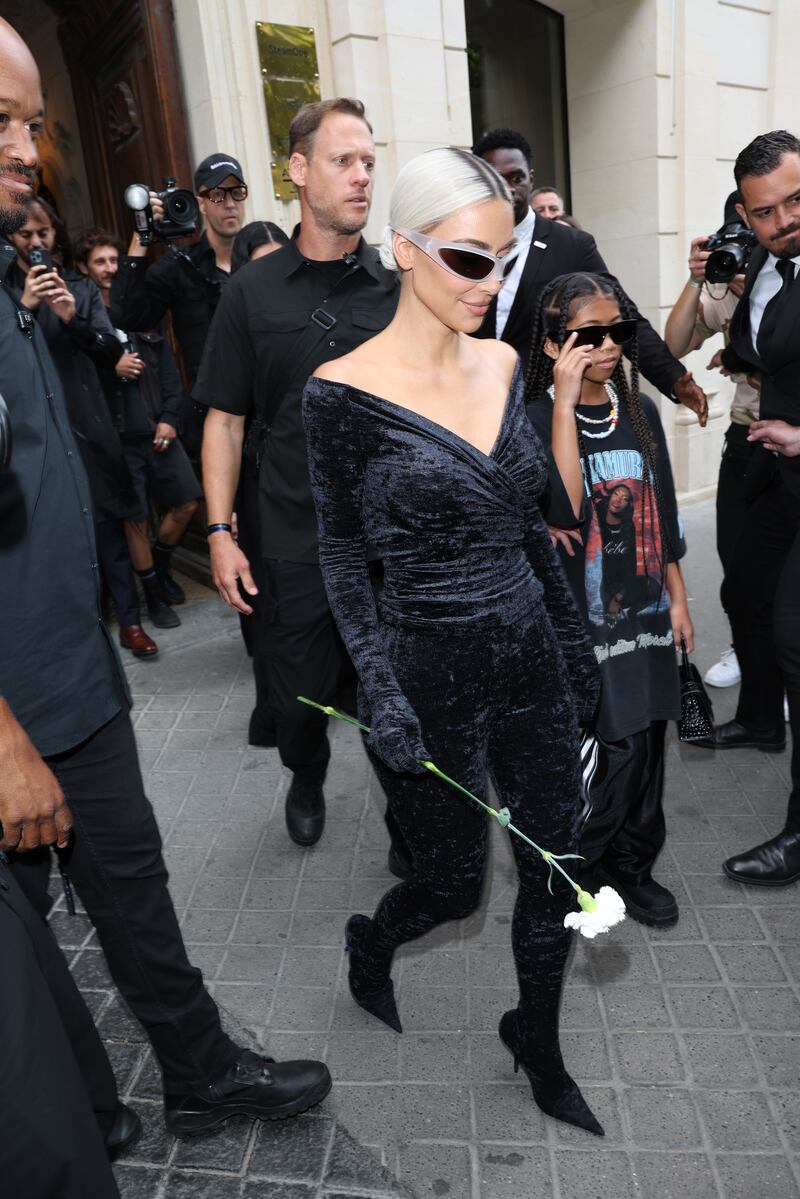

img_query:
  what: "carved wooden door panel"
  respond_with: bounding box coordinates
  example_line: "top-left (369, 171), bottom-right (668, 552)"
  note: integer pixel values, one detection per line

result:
top-left (52, 0), bottom-right (192, 235)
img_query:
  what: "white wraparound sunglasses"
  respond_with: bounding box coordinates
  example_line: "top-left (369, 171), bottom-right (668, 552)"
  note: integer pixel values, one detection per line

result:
top-left (393, 227), bottom-right (520, 282)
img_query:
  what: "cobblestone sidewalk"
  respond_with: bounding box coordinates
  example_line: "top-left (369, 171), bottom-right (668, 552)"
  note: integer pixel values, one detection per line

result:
top-left (53, 498), bottom-right (800, 1198)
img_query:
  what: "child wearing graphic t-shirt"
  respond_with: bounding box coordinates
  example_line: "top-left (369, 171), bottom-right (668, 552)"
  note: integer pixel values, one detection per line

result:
top-left (526, 271), bottom-right (693, 930)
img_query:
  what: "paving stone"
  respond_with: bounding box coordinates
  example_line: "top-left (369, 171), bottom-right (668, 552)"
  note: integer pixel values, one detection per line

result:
top-left (683, 1032), bottom-right (760, 1086)
top-left (630, 1152), bottom-right (719, 1199)
top-left (242, 1182), bottom-right (317, 1198)
top-left (736, 985), bottom-right (800, 1032)
top-left (325, 1030), bottom-right (401, 1083)
top-left (477, 1146), bottom-right (551, 1199)
top-left (324, 1126), bottom-right (403, 1193)
top-left (716, 943), bottom-right (788, 983)
top-left (714, 1153), bottom-right (800, 1199)
top-left (666, 986), bottom-right (741, 1030)
top-left (400, 1032), bottom-right (469, 1081)
top-left (698, 907), bottom-right (766, 941)
top-left (161, 1173), bottom-right (243, 1198)
top-left (601, 984), bottom-right (673, 1029)
top-left (696, 1088), bottom-right (782, 1151)
top-left (623, 1087), bottom-right (703, 1149)
top-left (613, 1031), bottom-right (686, 1083)
top-left (248, 1113), bottom-right (334, 1181)
top-left (652, 944), bottom-right (721, 983)
top-left (553, 1149), bottom-right (636, 1199)
top-left (751, 1034), bottom-right (800, 1086)
top-left (113, 1165), bottom-right (168, 1198)
top-left (171, 1115), bottom-right (253, 1170)
top-left (473, 1083), bottom-right (548, 1143)
top-left (398, 1141), bottom-right (472, 1198)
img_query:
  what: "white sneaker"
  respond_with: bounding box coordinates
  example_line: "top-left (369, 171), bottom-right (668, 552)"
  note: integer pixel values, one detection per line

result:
top-left (703, 648), bottom-right (741, 688)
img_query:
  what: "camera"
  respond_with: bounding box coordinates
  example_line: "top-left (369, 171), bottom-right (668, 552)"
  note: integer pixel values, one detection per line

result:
top-left (124, 177), bottom-right (199, 244)
top-left (703, 219), bottom-right (757, 284)
top-left (28, 246), bottom-right (55, 272)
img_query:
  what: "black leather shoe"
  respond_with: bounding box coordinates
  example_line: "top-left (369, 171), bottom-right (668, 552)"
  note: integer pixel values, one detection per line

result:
top-left (104, 1102), bottom-right (142, 1161)
top-left (597, 868), bottom-right (678, 928)
top-left (163, 1050), bottom-right (331, 1138)
top-left (693, 719), bottom-right (785, 753)
top-left (146, 597), bottom-right (181, 629)
top-left (723, 831), bottom-right (800, 887)
top-left (285, 779), bottom-right (325, 846)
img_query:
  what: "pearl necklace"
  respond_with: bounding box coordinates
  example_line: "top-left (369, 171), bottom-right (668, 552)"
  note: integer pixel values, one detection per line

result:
top-left (549, 381), bottom-right (620, 440)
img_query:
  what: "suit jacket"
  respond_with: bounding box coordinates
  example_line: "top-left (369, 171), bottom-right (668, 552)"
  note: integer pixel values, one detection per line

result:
top-left (721, 244), bottom-right (800, 495)
top-left (475, 215), bottom-right (684, 402)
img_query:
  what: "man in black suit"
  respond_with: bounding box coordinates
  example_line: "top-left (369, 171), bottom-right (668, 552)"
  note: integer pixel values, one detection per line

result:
top-left (472, 128), bottom-right (708, 422)
top-left (696, 130), bottom-right (800, 886)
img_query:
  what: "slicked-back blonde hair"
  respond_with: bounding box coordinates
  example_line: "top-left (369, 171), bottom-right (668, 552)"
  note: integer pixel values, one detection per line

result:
top-left (379, 147), bottom-right (511, 271)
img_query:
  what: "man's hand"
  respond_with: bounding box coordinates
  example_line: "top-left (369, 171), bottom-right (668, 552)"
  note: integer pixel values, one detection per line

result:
top-left (706, 348), bottom-right (734, 378)
top-left (670, 599), bottom-right (695, 654)
top-left (21, 264), bottom-right (60, 312)
top-left (0, 699), bottom-right (72, 852)
top-left (115, 351), bottom-right (144, 380)
top-left (127, 192), bottom-right (165, 256)
top-left (209, 531), bottom-right (258, 614)
top-left (748, 419), bottom-right (800, 457)
top-left (43, 280), bottom-right (76, 323)
top-left (549, 526), bottom-right (583, 557)
top-left (673, 371), bottom-right (708, 427)
top-left (688, 236), bottom-right (710, 283)
top-left (153, 421), bottom-right (177, 453)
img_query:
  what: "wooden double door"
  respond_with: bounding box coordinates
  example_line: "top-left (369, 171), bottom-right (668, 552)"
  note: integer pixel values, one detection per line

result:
top-left (51, 0), bottom-right (192, 244)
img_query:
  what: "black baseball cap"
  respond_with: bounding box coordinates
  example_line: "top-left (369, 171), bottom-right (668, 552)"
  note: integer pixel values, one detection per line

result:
top-left (194, 153), bottom-right (245, 192)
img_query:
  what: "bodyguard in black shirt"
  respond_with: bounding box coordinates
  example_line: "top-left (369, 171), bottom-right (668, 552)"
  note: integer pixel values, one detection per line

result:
top-left (0, 27), bottom-right (330, 1146)
top-left (196, 98), bottom-right (400, 851)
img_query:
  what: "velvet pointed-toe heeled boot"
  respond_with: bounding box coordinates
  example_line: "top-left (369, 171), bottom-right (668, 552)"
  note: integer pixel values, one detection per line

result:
top-left (344, 914), bottom-right (402, 1033)
top-left (499, 1009), bottom-right (604, 1136)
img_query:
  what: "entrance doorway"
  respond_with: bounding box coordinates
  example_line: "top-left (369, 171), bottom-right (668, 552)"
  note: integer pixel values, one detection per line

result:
top-left (465, 0), bottom-right (571, 209)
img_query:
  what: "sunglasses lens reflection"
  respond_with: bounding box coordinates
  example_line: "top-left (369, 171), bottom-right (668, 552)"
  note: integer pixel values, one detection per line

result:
top-left (439, 247), bottom-right (493, 280)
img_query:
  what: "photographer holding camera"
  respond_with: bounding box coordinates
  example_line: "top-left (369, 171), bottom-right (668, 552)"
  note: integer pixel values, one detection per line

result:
top-left (109, 153), bottom-right (247, 403)
top-left (692, 131), bottom-right (800, 887)
top-left (664, 192), bottom-right (761, 690)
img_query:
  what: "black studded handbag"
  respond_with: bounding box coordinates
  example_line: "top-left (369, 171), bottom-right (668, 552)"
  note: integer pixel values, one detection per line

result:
top-left (678, 637), bottom-right (714, 742)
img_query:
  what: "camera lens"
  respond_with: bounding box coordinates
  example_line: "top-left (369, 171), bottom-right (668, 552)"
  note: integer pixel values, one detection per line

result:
top-left (164, 189), bottom-right (199, 226)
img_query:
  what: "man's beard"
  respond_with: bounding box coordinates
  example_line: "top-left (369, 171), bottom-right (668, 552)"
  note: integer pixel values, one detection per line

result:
top-left (0, 188), bottom-right (30, 238)
top-left (306, 190), bottom-right (369, 237)
top-left (0, 165), bottom-right (36, 238)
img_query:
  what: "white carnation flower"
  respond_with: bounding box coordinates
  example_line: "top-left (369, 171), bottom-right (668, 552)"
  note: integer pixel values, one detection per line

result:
top-left (564, 886), bottom-right (626, 939)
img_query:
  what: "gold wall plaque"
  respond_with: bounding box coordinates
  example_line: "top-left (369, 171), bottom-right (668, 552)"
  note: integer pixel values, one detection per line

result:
top-left (256, 22), bottom-right (321, 201)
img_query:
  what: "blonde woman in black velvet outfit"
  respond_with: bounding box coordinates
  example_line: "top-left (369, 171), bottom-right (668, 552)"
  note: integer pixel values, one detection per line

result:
top-left (302, 148), bottom-right (603, 1136)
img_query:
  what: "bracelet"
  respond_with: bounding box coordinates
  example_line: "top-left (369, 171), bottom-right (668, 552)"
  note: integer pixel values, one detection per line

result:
top-left (207, 523), bottom-right (232, 536)
top-left (687, 277), bottom-right (703, 290)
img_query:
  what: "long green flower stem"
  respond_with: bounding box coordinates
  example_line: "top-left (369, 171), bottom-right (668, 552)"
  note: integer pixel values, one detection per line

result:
top-left (296, 695), bottom-right (594, 910)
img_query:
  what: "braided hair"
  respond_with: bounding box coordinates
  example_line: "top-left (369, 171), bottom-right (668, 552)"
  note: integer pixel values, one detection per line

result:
top-left (524, 271), bottom-right (673, 586)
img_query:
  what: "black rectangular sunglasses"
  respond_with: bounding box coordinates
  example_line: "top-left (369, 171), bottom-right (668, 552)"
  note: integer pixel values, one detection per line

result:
top-left (563, 319), bottom-right (637, 349)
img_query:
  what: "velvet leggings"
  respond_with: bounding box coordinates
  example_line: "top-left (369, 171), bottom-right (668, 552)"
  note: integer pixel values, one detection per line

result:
top-left (360, 597), bottom-right (580, 1046)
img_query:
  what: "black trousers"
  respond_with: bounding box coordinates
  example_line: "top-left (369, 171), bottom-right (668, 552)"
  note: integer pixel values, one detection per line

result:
top-left (358, 600), bottom-right (580, 1051)
top-left (716, 423), bottom-right (757, 577)
top-left (95, 518), bottom-right (140, 628)
top-left (578, 722), bottom-right (667, 883)
top-left (0, 856), bottom-right (120, 1199)
top-left (256, 559), bottom-right (349, 784)
top-left (235, 466), bottom-right (272, 726)
top-left (722, 471), bottom-right (800, 831)
top-left (12, 709), bottom-right (239, 1092)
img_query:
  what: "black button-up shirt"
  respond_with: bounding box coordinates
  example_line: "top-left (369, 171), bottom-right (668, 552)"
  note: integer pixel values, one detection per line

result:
top-left (193, 232), bottom-right (399, 563)
top-left (0, 241), bottom-right (128, 756)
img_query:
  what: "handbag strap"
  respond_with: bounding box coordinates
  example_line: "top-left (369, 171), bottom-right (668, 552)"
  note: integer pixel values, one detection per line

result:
top-left (680, 635), bottom-right (690, 671)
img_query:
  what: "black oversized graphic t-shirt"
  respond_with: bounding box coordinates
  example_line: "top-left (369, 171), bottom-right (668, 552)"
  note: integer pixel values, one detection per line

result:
top-left (528, 392), bottom-right (684, 742)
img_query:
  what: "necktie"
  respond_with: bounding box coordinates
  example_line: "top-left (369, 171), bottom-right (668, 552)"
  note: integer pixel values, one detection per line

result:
top-left (757, 258), bottom-right (796, 364)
